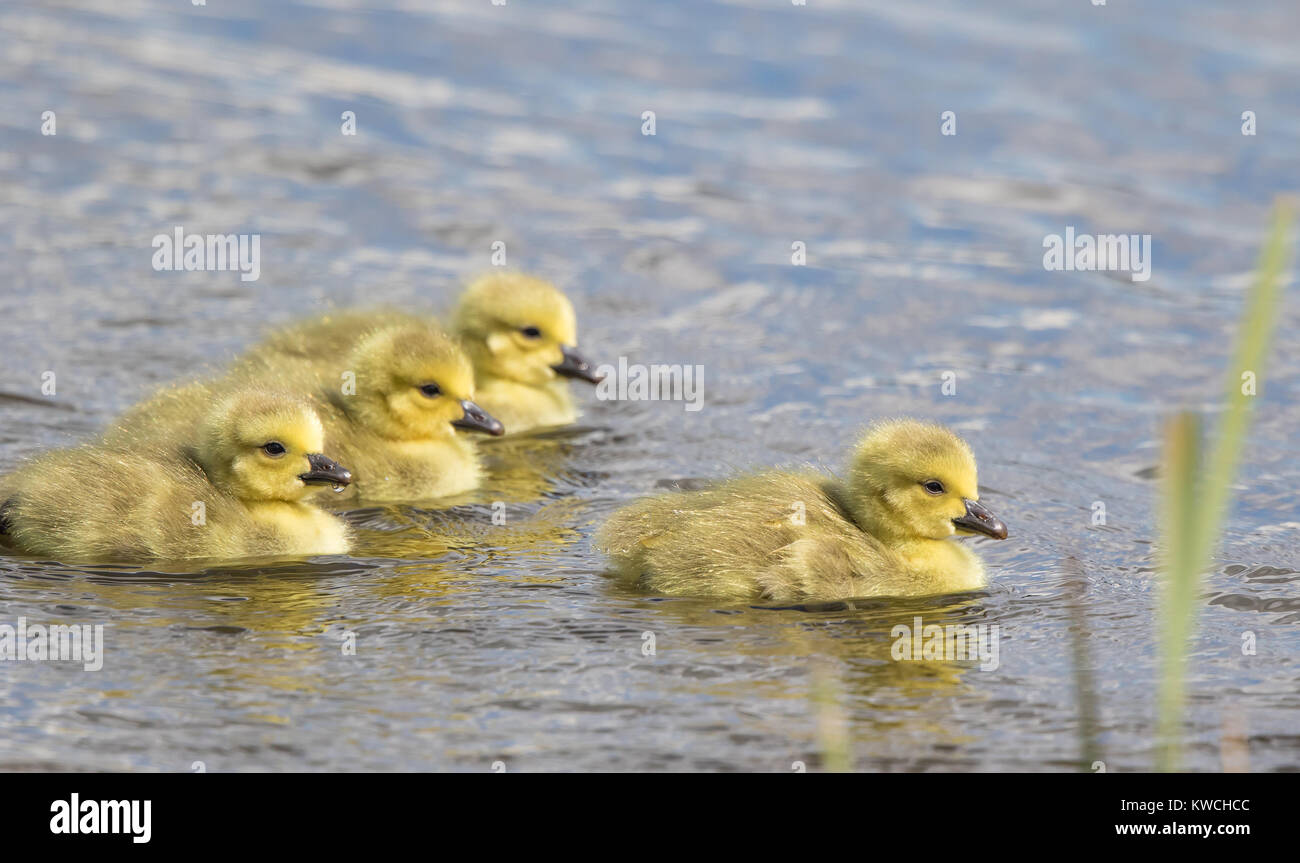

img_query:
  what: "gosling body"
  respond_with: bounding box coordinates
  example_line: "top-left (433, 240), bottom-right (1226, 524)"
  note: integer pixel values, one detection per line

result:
top-left (240, 272), bottom-right (603, 434)
top-left (596, 420), bottom-right (1008, 602)
top-left (303, 385), bottom-right (487, 502)
top-left (0, 391), bottom-right (352, 563)
top-left (108, 321), bottom-right (502, 504)
top-left (451, 273), bottom-right (603, 432)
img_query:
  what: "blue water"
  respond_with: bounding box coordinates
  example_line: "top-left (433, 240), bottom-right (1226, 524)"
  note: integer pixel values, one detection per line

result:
top-left (0, 0), bottom-right (1297, 771)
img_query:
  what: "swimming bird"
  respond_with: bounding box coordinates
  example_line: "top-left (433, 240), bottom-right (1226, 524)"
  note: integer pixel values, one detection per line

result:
top-left (244, 272), bottom-right (604, 433)
top-left (107, 320), bottom-right (504, 503)
top-left (276, 320), bottom-right (503, 501)
top-left (450, 272), bottom-right (604, 432)
top-left (594, 419), bottom-right (1008, 602)
top-left (0, 391), bottom-right (352, 563)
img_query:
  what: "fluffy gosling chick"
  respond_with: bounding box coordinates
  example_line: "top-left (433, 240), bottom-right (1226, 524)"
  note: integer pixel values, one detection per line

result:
top-left (240, 273), bottom-right (602, 434)
top-left (0, 391), bottom-right (352, 563)
top-left (255, 320), bottom-right (503, 502)
top-left (106, 322), bottom-right (502, 503)
top-left (451, 272), bottom-right (604, 432)
top-left (595, 420), bottom-right (1008, 602)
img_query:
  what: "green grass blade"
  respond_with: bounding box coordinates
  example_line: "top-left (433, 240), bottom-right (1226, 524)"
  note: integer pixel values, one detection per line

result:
top-left (1195, 202), bottom-right (1294, 553)
top-left (1155, 201), bottom-right (1293, 772)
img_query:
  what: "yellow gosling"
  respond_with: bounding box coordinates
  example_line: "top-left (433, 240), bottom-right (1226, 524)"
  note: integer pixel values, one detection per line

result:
top-left (109, 321), bottom-right (503, 503)
top-left (0, 391), bottom-right (352, 563)
top-left (239, 272), bottom-right (603, 434)
top-left (272, 320), bottom-right (503, 502)
top-left (450, 272), bottom-right (603, 432)
top-left (595, 419), bottom-right (1008, 602)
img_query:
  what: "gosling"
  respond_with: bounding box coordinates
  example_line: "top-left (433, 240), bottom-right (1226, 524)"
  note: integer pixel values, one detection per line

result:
top-left (0, 391), bottom-right (352, 563)
top-left (277, 321), bottom-right (503, 502)
top-left (594, 419), bottom-right (1008, 602)
top-left (108, 321), bottom-right (504, 503)
top-left (450, 272), bottom-right (604, 432)
top-left (247, 272), bottom-right (604, 433)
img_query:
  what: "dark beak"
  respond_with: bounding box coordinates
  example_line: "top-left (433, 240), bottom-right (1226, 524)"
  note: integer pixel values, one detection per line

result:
top-left (552, 344), bottom-right (604, 384)
top-left (452, 399), bottom-right (505, 436)
top-left (953, 498), bottom-right (1008, 540)
top-left (300, 452), bottom-right (352, 487)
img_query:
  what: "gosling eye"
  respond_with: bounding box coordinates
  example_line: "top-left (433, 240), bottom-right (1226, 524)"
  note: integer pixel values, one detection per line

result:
top-left (419, 383), bottom-right (442, 398)
top-left (520, 325), bottom-right (542, 339)
top-left (262, 441), bottom-right (287, 458)
top-left (922, 480), bottom-right (946, 495)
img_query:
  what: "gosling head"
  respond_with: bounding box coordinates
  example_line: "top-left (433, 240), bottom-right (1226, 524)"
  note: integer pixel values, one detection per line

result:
top-left (346, 322), bottom-right (504, 440)
top-left (451, 272), bottom-right (604, 386)
top-left (195, 391), bottom-right (352, 503)
top-left (845, 419), bottom-right (1007, 542)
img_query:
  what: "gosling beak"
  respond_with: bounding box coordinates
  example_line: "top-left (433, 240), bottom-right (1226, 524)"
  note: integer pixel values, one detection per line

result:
top-left (552, 344), bottom-right (605, 384)
top-left (953, 498), bottom-right (1008, 540)
top-left (299, 452), bottom-right (352, 487)
top-left (452, 399), bottom-right (505, 436)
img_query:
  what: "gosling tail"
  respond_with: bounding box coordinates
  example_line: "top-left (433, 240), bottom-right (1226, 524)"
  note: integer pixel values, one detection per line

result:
top-left (0, 499), bottom-right (11, 535)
